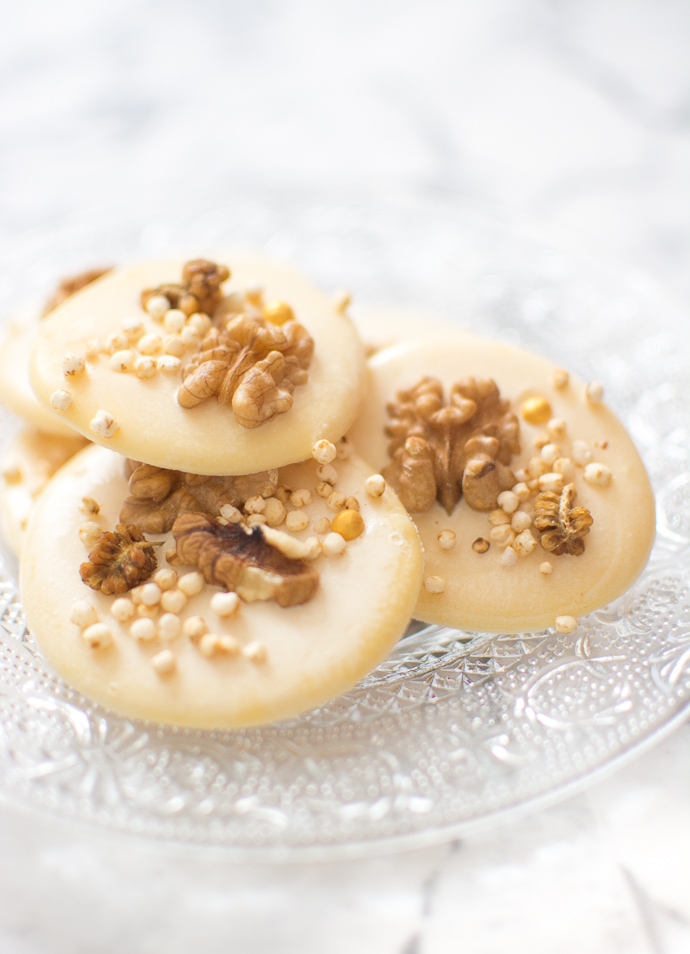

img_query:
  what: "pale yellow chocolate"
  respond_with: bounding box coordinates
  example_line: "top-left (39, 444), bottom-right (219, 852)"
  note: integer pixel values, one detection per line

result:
top-left (29, 258), bottom-right (366, 476)
top-left (21, 444), bottom-right (422, 728)
top-left (348, 334), bottom-right (655, 633)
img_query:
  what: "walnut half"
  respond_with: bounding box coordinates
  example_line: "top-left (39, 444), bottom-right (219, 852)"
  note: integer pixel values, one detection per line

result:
top-left (177, 314), bottom-right (314, 428)
top-left (171, 512), bottom-right (318, 607)
top-left (80, 524), bottom-right (158, 595)
top-left (383, 376), bottom-right (520, 514)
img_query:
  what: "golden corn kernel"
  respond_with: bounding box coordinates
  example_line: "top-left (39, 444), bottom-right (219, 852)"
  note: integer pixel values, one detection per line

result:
top-left (263, 301), bottom-right (295, 325)
top-left (521, 396), bottom-right (552, 425)
top-left (331, 509), bottom-right (365, 541)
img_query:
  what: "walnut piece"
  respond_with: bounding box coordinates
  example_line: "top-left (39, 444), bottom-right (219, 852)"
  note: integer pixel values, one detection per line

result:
top-left (383, 376), bottom-right (520, 514)
top-left (171, 512), bottom-right (318, 607)
top-left (533, 483), bottom-right (593, 556)
top-left (80, 524), bottom-right (158, 595)
top-left (177, 314), bottom-right (314, 428)
top-left (42, 267), bottom-right (112, 317)
top-left (120, 460), bottom-right (278, 534)
top-left (141, 259), bottom-right (230, 318)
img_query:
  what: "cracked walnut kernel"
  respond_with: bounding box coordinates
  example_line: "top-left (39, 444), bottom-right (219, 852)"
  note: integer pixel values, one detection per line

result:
top-left (177, 313), bottom-right (314, 428)
top-left (80, 524), bottom-right (158, 595)
top-left (533, 483), bottom-right (593, 556)
top-left (141, 259), bottom-right (230, 318)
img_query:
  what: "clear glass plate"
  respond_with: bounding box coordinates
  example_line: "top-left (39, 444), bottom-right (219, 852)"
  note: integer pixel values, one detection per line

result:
top-left (0, 186), bottom-right (688, 860)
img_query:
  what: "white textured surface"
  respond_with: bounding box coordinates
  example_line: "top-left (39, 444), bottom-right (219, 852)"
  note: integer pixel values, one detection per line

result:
top-left (1, 0), bottom-right (690, 951)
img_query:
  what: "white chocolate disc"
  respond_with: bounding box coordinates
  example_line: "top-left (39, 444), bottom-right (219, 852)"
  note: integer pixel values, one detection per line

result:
top-left (30, 258), bottom-right (366, 475)
top-left (0, 307), bottom-right (77, 437)
top-left (0, 427), bottom-right (88, 556)
top-left (21, 444), bottom-right (422, 728)
top-left (348, 334), bottom-right (655, 633)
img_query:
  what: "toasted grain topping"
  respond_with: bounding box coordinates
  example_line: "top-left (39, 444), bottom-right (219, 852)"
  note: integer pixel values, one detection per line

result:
top-left (586, 381), bottom-right (604, 404)
top-left (312, 439), bottom-right (337, 464)
top-left (499, 546), bottom-right (518, 567)
top-left (583, 462), bottom-right (612, 487)
top-left (111, 598), bottom-right (136, 622)
top-left (323, 532), bottom-right (346, 556)
top-left (50, 389), bottom-right (73, 410)
top-left (151, 649), bottom-right (176, 675)
top-left (158, 614), bottom-right (182, 641)
top-left (539, 561), bottom-right (553, 575)
top-left (552, 369), bottom-right (569, 389)
top-left (210, 591), bottom-right (240, 618)
top-left (141, 260), bottom-right (230, 319)
top-left (62, 353), bottom-right (86, 376)
top-left (83, 623), bottom-right (113, 649)
top-left (472, 537), bottom-right (490, 553)
top-left (90, 409), bottom-right (119, 439)
top-left (572, 441), bottom-right (592, 466)
top-left (437, 529), bottom-right (456, 550)
top-left (555, 615), bottom-right (578, 634)
top-left (424, 575), bottom-right (445, 594)
top-left (365, 474), bottom-right (386, 497)
top-left (69, 600), bottom-right (98, 629)
top-left (131, 617), bottom-right (156, 641)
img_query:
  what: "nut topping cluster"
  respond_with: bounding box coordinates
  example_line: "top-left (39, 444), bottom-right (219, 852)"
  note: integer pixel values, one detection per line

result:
top-left (141, 259), bottom-right (230, 318)
top-left (177, 314), bottom-right (314, 428)
top-left (80, 524), bottom-right (158, 595)
top-left (383, 376), bottom-right (520, 514)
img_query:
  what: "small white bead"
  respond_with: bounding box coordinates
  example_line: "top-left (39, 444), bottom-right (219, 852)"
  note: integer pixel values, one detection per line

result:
top-left (164, 309), bottom-right (186, 334)
top-left (82, 623), bottom-right (113, 649)
top-left (437, 530), bottom-right (456, 550)
top-left (180, 326), bottom-right (200, 347)
top-left (244, 641), bottom-right (267, 663)
top-left (137, 333), bottom-right (162, 356)
top-left (289, 489), bottom-right (312, 509)
top-left (499, 546), bottom-right (518, 567)
top-left (424, 575), bottom-right (445, 594)
top-left (327, 491), bottom-right (347, 512)
top-left (552, 368), bottom-right (569, 389)
top-left (286, 510), bottom-right (309, 532)
top-left (365, 474), bottom-right (386, 497)
top-left (122, 315), bottom-right (144, 337)
top-left (111, 598), bottom-right (135, 622)
top-left (323, 532), bottom-right (346, 556)
top-left (244, 495), bottom-right (266, 515)
top-left (586, 381), bottom-right (604, 404)
top-left (157, 355), bottom-right (182, 373)
top-left (540, 443), bottom-right (561, 466)
top-left (154, 568), bottom-right (178, 591)
top-left (583, 462), bottom-right (612, 487)
top-left (90, 409), bottom-right (119, 439)
top-left (145, 295), bottom-right (171, 320)
top-left (246, 513), bottom-right (267, 527)
top-left (553, 457), bottom-right (574, 479)
top-left (511, 511), bottom-right (532, 533)
top-left (62, 352), bottom-right (85, 376)
top-left (69, 600), bottom-right (98, 629)
top-left (161, 589), bottom-right (187, 613)
top-left (131, 618), bottom-right (156, 641)
top-left (540, 562), bottom-right (553, 576)
top-left (538, 472), bottom-right (565, 493)
top-left (312, 440), bottom-right (336, 464)
top-left (490, 524), bottom-right (515, 546)
top-left (183, 616), bottom-right (208, 640)
top-left (314, 517), bottom-right (331, 535)
top-left (84, 338), bottom-right (102, 359)
top-left (219, 503), bottom-right (243, 523)
top-left (188, 312), bottom-right (212, 335)
top-left (511, 482), bottom-right (531, 502)
top-left (151, 649), bottom-right (176, 675)
top-left (158, 613), bottom-right (182, 641)
top-left (572, 441), bottom-right (592, 467)
top-left (546, 418), bottom-right (567, 440)
top-left (109, 349), bottom-right (136, 373)
top-left (513, 529), bottom-right (538, 556)
top-left (140, 583), bottom-right (162, 606)
top-left (105, 332), bottom-right (129, 354)
top-left (217, 635), bottom-right (241, 656)
top-left (489, 509), bottom-right (511, 526)
top-left (555, 615), bottom-right (578, 635)
top-left (50, 388), bottom-right (73, 410)
top-left (134, 356), bottom-right (157, 378)
top-left (497, 490), bottom-right (519, 513)
top-left (199, 633), bottom-right (219, 658)
top-left (211, 591), bottom-right (240, 618)
top-left (316, 463), bottom-right (337, 485)
top-left (177, 572), bottom-right (205, 597)
top-left (163, 336), bottom-right (186, 358)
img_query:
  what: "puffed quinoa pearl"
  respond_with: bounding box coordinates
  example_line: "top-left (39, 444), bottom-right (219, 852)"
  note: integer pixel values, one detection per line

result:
top-left (513, 529), bottom-right (538, 556)
top-left (69, 600), bottom-right (98, 629)
top-left (180, 326), bottom-right (200, 347)
top-left (198, 633), bottom-right (219, 657)
top-left (50, 389), bottom-right (73, 410)
top-left (314, 517), bottom-right (331, 534)
top-left (130, 586), bottom-right (143, 604)
top-left (188, 313), bottom-right (212, 335)
top-left (84, 338), bottom-right (102, 359)
top-left (553, 457), bottom-right (574, 478)
top-left (497, 491), bottom-right (519, 513)
top-left (79, 520), bottom-right (102, 548)
top-left (161, 589), bottom-right (187, 613)
top-left (365, 474), bottom-right (385, 497)
top-left (572, 441), bottom-right (592, 466)
top-left (178, 572), bottom-right (205, 597)
top-left (134, 356), bottom-right (157, 379)
top-left (586, 381), bottom-right (604, 404)
top-left (583, 462), bottom-right (612, 487)
top-left (533, 432), bottom-right (550, 450)
top-left (555, 615), bottom-right (578, 635)
top-left (540, 562), bottom-right (553, 575)
top-left (122, 315), bottom-right (144, 337)
top-left (323, 532), bottom-right (347, 556)
top-left (472, 537), bottom-right (490, 553)
top-left (489, 509), bottom-right (511, 525)
top-left (163, 336), bottom-right (185, 358)
top-left (90, 409), bottom-right (119, 439)
top-left (538, 472), bottom-right (565, 493)
top-left (290, 489), bottom-right (311, 508)
top-left (345, 496), bottom-right (360, 512)
top-left (546, 418), bottom-right (567, 440)
top-left (151, 649), bottom-right (176, 675)
top-left (62, 352), bottom-right (85, 376)
top-left (220, 503), bottom-right (242, 523)
top-left (217, 636), bottom-right (241, 656)
top-left (263, 498), bottom-right (286, 526)
top-left (158, 614), bottom-right (182, 641)
top-left (316, 463), bottom-right (337, 485)
top-left (83, 623), bottom-right (113, 649)
top-left (490, 524), bottom-right (515, 546)
top-left (286, 510), bottom-right (309, 532)
top-left (145, 294), bottom-right (170, 320)
top-left (164, 309), bottom-right (186, 333)
top-left (111, 598), bottom-right (135, 621)
top-left (131, 618), bottom-right (156, 641)
top-left (424, 575), bottom-right (445, 594)
top-left (211, 591), bottom-right (240, 618)
top-left (137, 603), bottom-right (159, 620)
top-left (183, 616), bottom-right (208, 641)
top-left (312, 439), bottom-right (337, 464)
top-left (244, 495), bottom-right (266, 514)
top-left (511, 511), bottom-right (532, 532)
top-left (437, 529), bottom-right (456, 550)
top-left (540, 443), bottom-right (561, 466)
top-left (327, 491), bottom-right (347, 511)
top-left (512, 482), bottom-right (531, 502)
top-left (105, 332), bottom-right (129, 354)
top-left (244, 641), bottom-right (267, 663)
top-left (315, 481), bottom-right (332, 498)
top-left (137, 333), bottom-right (162, 355)
top-left (527, 457), bottom-right (548, 478)
top-left (154, 568), bottom-right (178, 591)
top-left (110, 349), bottom-right (136, 373)
top-left (499, 546), bottom-right (518, 567)
top-left (140, 583), bottom-right (161, 606)
top-left (246, 514), bottom-right (267, 527)
top-left (552, 368), bottom-right (569, 389)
